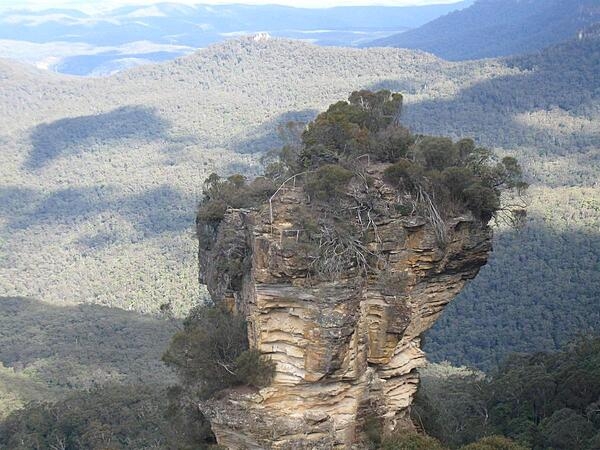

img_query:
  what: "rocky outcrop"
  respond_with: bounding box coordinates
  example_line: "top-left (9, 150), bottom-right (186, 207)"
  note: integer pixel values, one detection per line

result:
top-left (199, 165), bottom-right (492, 448)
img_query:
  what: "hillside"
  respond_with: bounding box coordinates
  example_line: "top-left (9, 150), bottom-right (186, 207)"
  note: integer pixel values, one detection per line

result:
top-left (422, 30), bottom-right (600, 369)
top-left (403, 29), bottom-right (600, 156)
top-left (415, 342), bottom-right (600, 450)
top-left (368, 0), bottom-right (600, 60)
top-left (0, 35), bottom-right (598, 408)
top-left (1, 39), bottom-right (471, 317)
top-left (0, 1), bottom-right (472, 75)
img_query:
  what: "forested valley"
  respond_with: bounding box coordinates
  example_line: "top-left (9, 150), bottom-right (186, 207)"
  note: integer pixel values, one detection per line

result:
top-left (0, 2), bottom-right (599, 447)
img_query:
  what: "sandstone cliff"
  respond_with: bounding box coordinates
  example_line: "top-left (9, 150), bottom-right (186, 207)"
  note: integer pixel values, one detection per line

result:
top-left (198, 164), bottom-right (492, 448)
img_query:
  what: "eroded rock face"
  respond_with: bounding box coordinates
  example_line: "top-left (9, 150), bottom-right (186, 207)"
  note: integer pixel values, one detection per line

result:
top-left (199, 168), bottom-right (492, 449)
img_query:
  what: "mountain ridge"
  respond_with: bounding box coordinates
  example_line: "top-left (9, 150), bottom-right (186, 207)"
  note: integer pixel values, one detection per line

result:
top-left (366, 0), bottom-right (600, 60)
top-left (0, 1), bottom-right (473, 75)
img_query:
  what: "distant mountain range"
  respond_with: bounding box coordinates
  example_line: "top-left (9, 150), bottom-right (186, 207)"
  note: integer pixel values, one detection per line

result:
top-left (0, 1), bottom-right (472, 76)
top-left (367, 0), bottom-right (600, 60)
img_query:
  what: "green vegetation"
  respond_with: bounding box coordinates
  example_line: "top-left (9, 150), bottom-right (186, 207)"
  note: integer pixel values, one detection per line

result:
top-left (0, 383), bottom-right (223, 450)
top-left (305, 164), bottom-right (355, 200)
top-left (460, 436), bottom-right (528, 450)
top-left (274, 90), bottom-right (524, 224)
top-left (1, 36), bottom-right (597, 366)
top-left (0, 297), bottom-right (178, 388)
top-left (384, 144), bottom-right (526, 222)
top-left (0, 34), bottom-right (598, 450)
top-left (369, 432), bottom-right (527, 450)
top-left (163, 305), bottom-right (275, 400)
top-left (197, 173), bottom-right (276, 250)
top-left (369, 0), bottom-right (599, 60)
top-left (0, 362), bottom-right (55, 421)
top-left (161, 304), bottom-right (275, 447)
top-left (197, 90), bottom-right (525, 286)
top-left (403, 30), bottom-right (600, 154)
top-left (295, 91), bottom-right (522, 219)
top-left (414, 337), bottom-right (600, 449)
top-left (0, 384), bottom-right (206, 450)
top-left (379, 432), bottom-right (446, 450)
top-left (299, 90), bottom-right (405, 166)
top-left (425, 219), bottom-right (600, 370)
top-left (369, 429), bottom-right (525, 449)
top-left (0, 297), bottom-right (183, 449)
top-left (198, 174), bottom-right (276, 226)
top-left (366, 417), bottom-right (526, 449)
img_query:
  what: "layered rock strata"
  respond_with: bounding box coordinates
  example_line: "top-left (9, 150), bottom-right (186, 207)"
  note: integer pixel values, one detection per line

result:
top-left (199, 166), bottom-right (492, 448)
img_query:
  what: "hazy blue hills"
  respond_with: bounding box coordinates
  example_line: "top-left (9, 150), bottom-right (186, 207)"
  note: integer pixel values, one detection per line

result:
top-left (0, 1), bottom-right (472, 75)
top-left (367, 0), bottom-right (600, 60)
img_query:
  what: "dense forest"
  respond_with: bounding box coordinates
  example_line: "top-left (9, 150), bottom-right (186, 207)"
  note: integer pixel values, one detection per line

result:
top-left (402, 28), bottom-right (600, 153)
top-left (425, 220), bottom-right (600, 370)
top-left (415, 337), bottom-right (600, 450)
top-left (421, 29), bottom-right (600, 369)
top-left (0, 13), bottom-right (598, 448)
top-left (368, 0), bottom-right (600, 60)
top-left (5, 337), bottom-right (599, 449)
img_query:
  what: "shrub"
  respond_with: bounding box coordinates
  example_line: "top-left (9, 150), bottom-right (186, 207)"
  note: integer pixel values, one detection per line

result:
top-left (455, 138), bottom-right (477, 161)
top-left (348, 89), bottom-right (404, 132)
top-left (441, 167), bottom-right (476, 202)
top-left (299, 90), bottom-right (404, 164)
top-left (462, 184), bottom-right (501, 222)
top-left (305, 164), bottom-right (354, 201)
top-left (413, 136), bottom-right (458, 171)
top-left (372, 125), bottom-right (414, 162)
top-left (459, 436), bottom-right (529, 450)
top-left (263, 142), bottom-right (304, 180)
top-left (234, 349), bottom-right (276, 388)
top-left (380, 432), bottom-right (446, 450)
top-left (197, 198), bottom-right (228, 224)
top-left (363, 414), bottom-right (383, 448)
top-left (253, 91), bottom-right (525, 225)
top-left (196, 174), bottom-right (276, 250)
top-left (199, 174), bottom-right (276, 219)
top-left (298, 143), bottom-right (341, 168)
top-left (383, 159), bottom-right (423, 192)
top-left (162, 305), bottom-right (274, 400)
top-left (302, 101), bottom-right (366, 155)
top-left (162, 305), bottom-right (274, 448)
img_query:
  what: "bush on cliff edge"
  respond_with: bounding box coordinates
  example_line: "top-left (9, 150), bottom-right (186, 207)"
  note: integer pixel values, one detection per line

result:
top-left (163, 305), bottom-right (275, 400)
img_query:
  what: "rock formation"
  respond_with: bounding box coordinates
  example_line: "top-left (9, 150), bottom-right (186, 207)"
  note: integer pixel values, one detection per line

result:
top-left (198, 164), bottom-right (492, 448)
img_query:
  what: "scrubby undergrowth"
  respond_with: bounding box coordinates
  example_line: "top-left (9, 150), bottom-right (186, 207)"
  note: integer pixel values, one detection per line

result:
top-left (196, 90), bottom-right (526, 281)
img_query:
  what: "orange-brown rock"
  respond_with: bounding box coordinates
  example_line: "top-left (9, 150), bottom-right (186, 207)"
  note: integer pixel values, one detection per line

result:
top-left (199, 168), bottom-right (492, 449)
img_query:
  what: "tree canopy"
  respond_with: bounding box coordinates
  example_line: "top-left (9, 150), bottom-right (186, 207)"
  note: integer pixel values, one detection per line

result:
top-left (414, 337), bottom-right (600, 449)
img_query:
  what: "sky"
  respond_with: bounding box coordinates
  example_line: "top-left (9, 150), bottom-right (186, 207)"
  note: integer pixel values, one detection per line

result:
top-left (0, 0), bottom-right (464, 13)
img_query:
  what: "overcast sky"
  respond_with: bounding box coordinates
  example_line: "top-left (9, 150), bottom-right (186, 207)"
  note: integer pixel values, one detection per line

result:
top-left (0, 0), bottom-right (464, 13)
